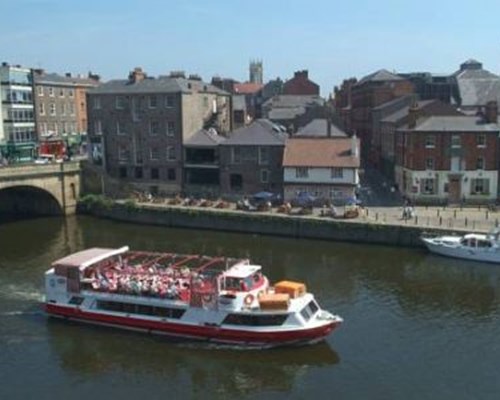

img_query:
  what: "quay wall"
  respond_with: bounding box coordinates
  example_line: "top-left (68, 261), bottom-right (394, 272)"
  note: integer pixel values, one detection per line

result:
top-left (80, 201), bottom-right (466, 248)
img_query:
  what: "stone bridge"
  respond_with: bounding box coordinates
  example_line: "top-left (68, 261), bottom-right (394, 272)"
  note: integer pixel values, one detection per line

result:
top-left (0, 162), bottom-right (81, 217)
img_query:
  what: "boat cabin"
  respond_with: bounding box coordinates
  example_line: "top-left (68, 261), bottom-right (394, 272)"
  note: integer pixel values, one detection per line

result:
top-left (460, 235), bottom-right (493, 248)
top-left (221, 263), bottom-right (265, 292)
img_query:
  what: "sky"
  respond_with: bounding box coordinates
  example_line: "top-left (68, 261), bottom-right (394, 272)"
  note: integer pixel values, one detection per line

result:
top-left (2, 0), bottom-right (500, 95)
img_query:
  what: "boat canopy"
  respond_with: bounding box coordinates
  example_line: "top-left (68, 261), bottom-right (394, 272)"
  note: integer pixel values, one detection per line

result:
top-left (223, 263), bottom-right (261, 279)
top-left (52, 246), bottom-right (129, 270)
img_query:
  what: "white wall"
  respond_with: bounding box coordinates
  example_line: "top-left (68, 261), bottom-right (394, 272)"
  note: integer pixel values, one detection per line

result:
top-left (284, 167), bottom-right (359, 185)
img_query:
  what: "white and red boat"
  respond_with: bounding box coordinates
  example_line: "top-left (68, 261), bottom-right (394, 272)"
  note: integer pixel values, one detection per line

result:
top-left (44, 246), bottom-right (342, 348)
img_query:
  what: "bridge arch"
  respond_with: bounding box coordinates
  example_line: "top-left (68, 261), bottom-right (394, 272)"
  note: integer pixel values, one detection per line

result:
top-left (0, 185), bottom-right (63, 219)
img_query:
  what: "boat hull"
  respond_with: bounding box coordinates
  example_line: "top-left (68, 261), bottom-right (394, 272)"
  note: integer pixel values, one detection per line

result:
top-left (422, 238), bottom-right (500, 264)
top-left (45, 303), bottom-right (340, 348)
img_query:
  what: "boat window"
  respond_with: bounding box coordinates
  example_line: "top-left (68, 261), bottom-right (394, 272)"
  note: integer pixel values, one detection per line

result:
top-left (222, 313), bottom-right (288, 326)
top-left (224, 277), bottom-right (241, 291)
top-left (300, 300), bottom-right (319, 322)
top-left (68, 296), bottom-right (84, 305)
top-left (478, 240), bottom-right (492, 248)
top-left (96, 300), bottom-right (185, 319)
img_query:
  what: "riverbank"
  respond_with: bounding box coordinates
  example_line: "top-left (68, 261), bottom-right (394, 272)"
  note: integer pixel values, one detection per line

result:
top-left (78, 197), bottom-right (479, 248)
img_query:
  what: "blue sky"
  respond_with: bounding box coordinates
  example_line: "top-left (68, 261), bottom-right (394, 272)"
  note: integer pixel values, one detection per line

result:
top-left (2, 0), bottom-right (500, 95)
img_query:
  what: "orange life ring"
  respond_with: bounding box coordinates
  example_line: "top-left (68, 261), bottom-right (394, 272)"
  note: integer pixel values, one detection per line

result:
top-left (244, 294), bottom-right (254, 306)
top-left (202, 294), bottom-right (213, 303)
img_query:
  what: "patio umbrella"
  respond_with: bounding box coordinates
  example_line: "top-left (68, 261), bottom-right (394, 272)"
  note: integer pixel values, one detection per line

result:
top-left (294, 192), bottom-right (316, 206)
top-left (253, 191), bottom-right (275, 201)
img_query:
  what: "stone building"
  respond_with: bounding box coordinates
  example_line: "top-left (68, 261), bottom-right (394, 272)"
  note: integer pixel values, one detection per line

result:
top-left (87, 68), bottom-right (231, 196)
top-left (219, 119), bottom-right (287, 197)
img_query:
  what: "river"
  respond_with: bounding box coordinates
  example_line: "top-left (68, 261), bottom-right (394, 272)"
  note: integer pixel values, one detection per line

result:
top-left (1, 216), bottom-right (499, 399)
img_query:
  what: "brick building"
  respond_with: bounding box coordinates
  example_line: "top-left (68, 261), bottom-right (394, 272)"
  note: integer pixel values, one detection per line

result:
top-left (219, 119), bottom-right (287, 197)
top-left (283, 70), bottom-right (319, 96)
top-left (394, 101), bottom-right (499, 204)
top-left (33, 70), bottom-right (99, 155)
top-left (87, 68), bottom-right (231, 196)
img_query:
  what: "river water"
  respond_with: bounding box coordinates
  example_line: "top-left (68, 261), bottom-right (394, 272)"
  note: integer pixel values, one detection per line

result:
top-left (1, 216), bottom-right (499, 400)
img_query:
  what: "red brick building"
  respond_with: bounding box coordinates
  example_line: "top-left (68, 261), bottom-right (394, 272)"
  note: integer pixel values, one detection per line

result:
top-left (283, 70), bottom-right (319, 96)
top-left (394, 102), bottom-right (499, 204)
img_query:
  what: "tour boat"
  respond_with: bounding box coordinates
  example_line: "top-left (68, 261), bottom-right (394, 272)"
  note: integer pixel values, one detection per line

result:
top-left (44, 246), bottom-right (342, 347)
top-left (422, 229), bottom-right (500, 263)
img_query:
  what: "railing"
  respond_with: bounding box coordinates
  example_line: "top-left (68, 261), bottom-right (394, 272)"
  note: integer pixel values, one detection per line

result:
top-left (0, 161), bottom-right (81, 178)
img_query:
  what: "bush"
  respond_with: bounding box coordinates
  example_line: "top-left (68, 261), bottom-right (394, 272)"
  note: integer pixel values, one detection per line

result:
top-left (78, 194), bottom-right (113, 211)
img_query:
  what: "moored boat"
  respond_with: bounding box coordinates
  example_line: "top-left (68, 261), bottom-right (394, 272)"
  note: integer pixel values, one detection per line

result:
top-left (44, 246), bottom-right (342, 347)
top-left (421, 229), bottom-right (500, 264)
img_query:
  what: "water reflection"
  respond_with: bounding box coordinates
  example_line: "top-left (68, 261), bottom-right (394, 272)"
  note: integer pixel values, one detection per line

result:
top-left (47, 319), bottom-right (339, 396)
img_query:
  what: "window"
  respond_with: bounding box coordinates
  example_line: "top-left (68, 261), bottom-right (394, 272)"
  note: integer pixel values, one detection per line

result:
top-left (68, 89), bottom-right (74, 98)
top-left (258, 147), bottom-right (269, 165)
top-left (167, 146), bottom-right (176, 161)
top-left (119, 167), bottom-right (127, 178)
top-left (168, 168), bottom-right (176, 181)
top-left (425, 135), bottom-right (435, 148)
top-left (60, 103), bottom-right (66, 115)
top-left (37, 86), bottom-right (44, 96)
top-left (59, 88), bottom-right (64, 97)
top-left (116, 121), bottom-right (126, 135)
top-left (94, 120), bottom-right (102, 135)
top-left (93, 96), bottom-right (101, 109)
top-left (222, 313), bottom-right (287, 326)
top-left (135, 167), bottom-right (143, 179)
top-left (69, 103), bottom-right (75, 116)
top-left (451, 134), bottom-right (461, 148)
top-left (477, 134), bottom-right (486, 147)
top-left (39, 103), bottom-right (45, 115)
top-left (421, 178), bottom-right (435, 195)
top-left (118, 146), bottom-right (129, 162)
top-left (49, 103), bottom-right (56, 116)
top-left (232, 147), bottom-right (241, 164)
top-left (260, 169), bottom-right (269, 183)
top-left (476, 157), bottom-right (485, 170)
top-left (149, 95), bottom-right (157, 108)
top-left (115, 96), bottom-right (125, 109)
top-left (167, 121), bottom-right (175, 136)
top-left (150, 147), bottom-right (160, 161)
top-left (425, 158), bottom-right (434, 170)
top-left (296, 167), bottom-right (309, 178)
top-left (331, 167), bottom-right (343, 178)
top-left (470, 178), bottom-right (489, 195)
top-left (149, 120), bottom-right (159, 135)
top-left (49, 87), bottom-right (54, 97)
top-left (151, 167), bottom-right (159, 179)
top-left (330, 189), bottom-right (344, 199)
top-left (165, 95), bottom-right (174, 108)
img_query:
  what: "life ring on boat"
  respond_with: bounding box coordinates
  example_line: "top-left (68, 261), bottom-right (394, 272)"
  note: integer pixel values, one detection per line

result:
top-left (244, 294), bottom-right (254, 306)
top-left (202, 294), bottom-right (213, 303)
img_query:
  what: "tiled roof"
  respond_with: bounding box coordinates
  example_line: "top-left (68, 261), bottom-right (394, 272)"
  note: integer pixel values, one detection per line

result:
top-left (356, 69), bottom-right (404, 86)
top-left (221, 119), bottom-right (287, 146)
top-left (380, 100), bottom-right (435, 123)
top-left (89, 76), bottom-right (228, 95)
top-left (268, 106), bottom-right (305, 121)
top-left (283, 137), bottom-right (360, 168)
top-left (402, 116), bottom-right (500, 132)
top-left (184, 128), bottom-right (225, 147)
top-left (453, 67), bottom-right (500, 107)
top-left (34, 72), bottom-right (98, 87)
top-left (233, 82), bottom-right (263, 94)
top-left (295, 119), bottom-right (347, 137)
top-left (262, 95), bottom-right (324, 109)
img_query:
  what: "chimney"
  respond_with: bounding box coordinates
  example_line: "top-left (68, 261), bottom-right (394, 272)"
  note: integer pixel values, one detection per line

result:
top-left (408, 101), bottom-right (420, 129)
top-left (128, 67), bottom-right (146, 83)
top-left (294, 70), bottom-right (308, 79)
top-left (327, 118), bottom-right (332, 137)
top-left (485, 101), bottom-right (498, 123)
top-left (351, 133), bottom-right (359, 157)
top-left (65, 72), bottom-right (71, 78)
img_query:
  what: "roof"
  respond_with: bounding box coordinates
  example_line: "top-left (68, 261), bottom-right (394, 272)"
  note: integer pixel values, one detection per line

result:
top-left (402, 116), bottom-right (500, 132)
top-left (233, 82), bottom-right (263, 94)
top-left (184, 129), bottom-right (225, 147)
top-left (356, 69), bottom-right (404, 86)
top-left (89, 76), bottom-right (228, 95)
top-left (34, 72), bottom-right (98, 87)
top-left (268, 106), bottom-right (305, 121)
top-left (262, 95), bottom-right (324, 109)
top-left (283, 137), bottom-right (360, 168)
top-left (380, 100), bottom-right (435, 123)
top-left (232, 94), bottom-right (246, 111)
top-left (453, 59), bottom-right (500, 107)
top-left (52, 247), bottom-right (129, 269)
top-left (223, 263), bottom-right (261, 279)
top-left (295, 119), bottom-right (347, 137)
top-left (221, 119), bottom-right (287, 146)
